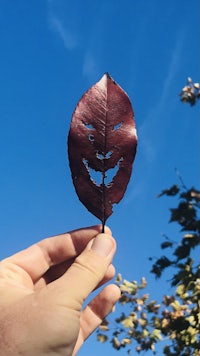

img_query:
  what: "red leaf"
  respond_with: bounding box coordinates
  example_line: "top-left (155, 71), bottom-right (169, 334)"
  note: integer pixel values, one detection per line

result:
top-left (68, 73), bottom-right (137, 229)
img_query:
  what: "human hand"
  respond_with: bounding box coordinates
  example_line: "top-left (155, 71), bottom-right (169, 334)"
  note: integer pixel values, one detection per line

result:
top-left (0, 225), bottom-right (120, 356)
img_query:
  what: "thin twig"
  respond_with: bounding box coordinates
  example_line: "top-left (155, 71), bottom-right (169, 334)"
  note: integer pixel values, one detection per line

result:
top-left (175, 167), bottom-right (187, 190)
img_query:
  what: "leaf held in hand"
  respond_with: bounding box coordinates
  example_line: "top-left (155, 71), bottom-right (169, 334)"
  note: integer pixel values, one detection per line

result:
top-left (68, 73), bottom-right (137, 229)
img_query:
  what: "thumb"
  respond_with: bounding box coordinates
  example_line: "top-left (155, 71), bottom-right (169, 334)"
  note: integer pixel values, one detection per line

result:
top-left (51, 233), bottom-right (116, 309)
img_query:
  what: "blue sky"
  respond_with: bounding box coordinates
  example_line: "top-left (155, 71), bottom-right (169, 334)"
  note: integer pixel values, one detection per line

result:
top-left (0, 0), bottom-right (199, 355)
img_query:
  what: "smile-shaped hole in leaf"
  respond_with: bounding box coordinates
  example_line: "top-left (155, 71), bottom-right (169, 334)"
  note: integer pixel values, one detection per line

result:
top-left (82, 157), bottom-right (123, 187)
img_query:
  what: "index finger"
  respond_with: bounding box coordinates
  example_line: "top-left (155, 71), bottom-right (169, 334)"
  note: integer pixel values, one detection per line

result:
top-left (2, 225), bottom-right (111, 283)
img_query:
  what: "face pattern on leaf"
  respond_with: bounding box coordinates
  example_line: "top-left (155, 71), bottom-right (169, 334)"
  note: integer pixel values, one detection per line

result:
top-left (68, 73), bottom-right (137, 230)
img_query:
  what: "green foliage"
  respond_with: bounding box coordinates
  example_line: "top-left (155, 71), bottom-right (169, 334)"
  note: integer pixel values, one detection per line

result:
top-left (97, 186), bottom-right (200, 355)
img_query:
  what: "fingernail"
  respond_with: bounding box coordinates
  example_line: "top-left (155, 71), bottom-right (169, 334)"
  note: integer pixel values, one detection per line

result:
top-left (91, 234), bottom-right (114, 257)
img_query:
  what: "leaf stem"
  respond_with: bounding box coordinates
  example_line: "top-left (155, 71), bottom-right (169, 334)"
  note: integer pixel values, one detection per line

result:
top-left (102, 222), bottom-right (105, 233)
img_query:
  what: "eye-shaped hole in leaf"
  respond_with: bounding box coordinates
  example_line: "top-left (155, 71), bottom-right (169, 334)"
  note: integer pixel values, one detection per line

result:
top-left (82, 121), bottom-right (96, 130)
top-left (113, 122), bottom-right (123, 131)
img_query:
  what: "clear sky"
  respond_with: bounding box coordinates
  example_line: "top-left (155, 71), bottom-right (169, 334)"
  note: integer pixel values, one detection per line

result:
top-left (0, 1), bottom-right (199, 355)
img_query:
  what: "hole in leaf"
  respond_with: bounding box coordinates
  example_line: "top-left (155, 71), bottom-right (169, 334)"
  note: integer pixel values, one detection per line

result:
top-left (96, 151), bottom-right (113, 160)
top-left (82, 121), bottom-right (95, 130)
top-left (105, 157), bottom-right (124, 186)
top-left (82, 157), bottom-right (123, 187)
top-left (83, 158), bottom-right (102, 186)
top-left (113, 122), bottom-right (123, 131)
top-left (88, 134), bottom-right (94, 142)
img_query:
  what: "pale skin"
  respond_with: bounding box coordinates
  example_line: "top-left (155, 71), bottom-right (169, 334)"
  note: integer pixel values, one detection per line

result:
top-left (0, 225), bottom-right (120, 356)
